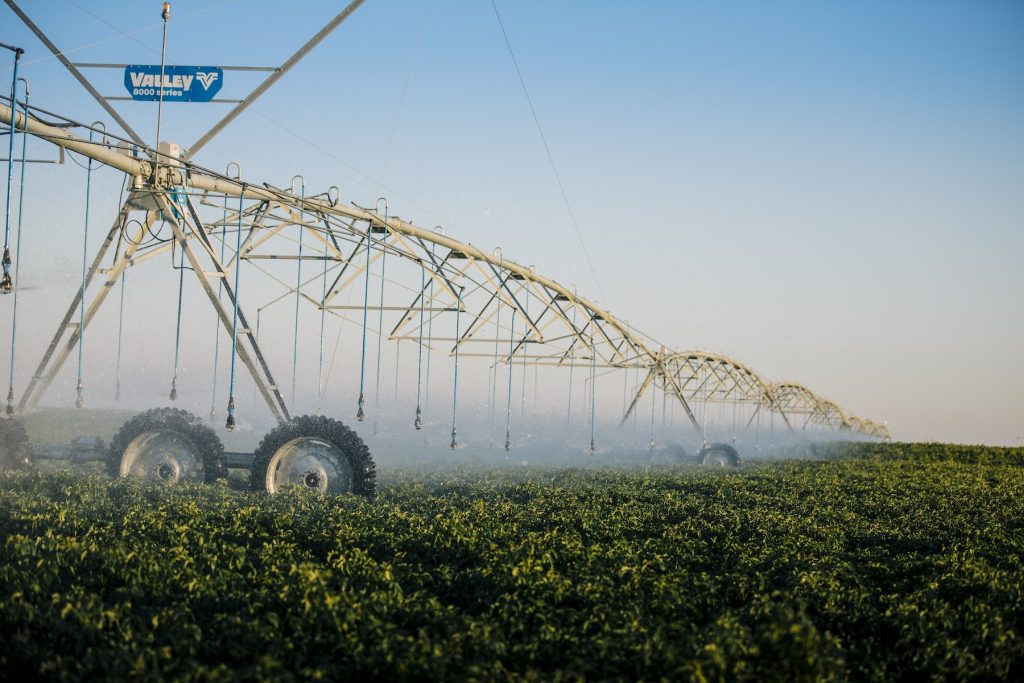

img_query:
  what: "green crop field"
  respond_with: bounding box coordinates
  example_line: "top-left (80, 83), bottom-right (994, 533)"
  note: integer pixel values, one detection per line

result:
top-left (1, 443), bottom-right (1022, 681)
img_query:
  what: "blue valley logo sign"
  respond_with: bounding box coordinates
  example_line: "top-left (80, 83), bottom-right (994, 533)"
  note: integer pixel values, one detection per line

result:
top-left (124, 65), bottom-right (223, 102)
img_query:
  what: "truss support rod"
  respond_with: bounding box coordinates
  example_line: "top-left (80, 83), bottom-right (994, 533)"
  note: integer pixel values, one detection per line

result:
top-left (18, 205), bottom-right (147, 411)
top-left (4, 0), bottom-right (147, 148)
top-left (184, 0), bottom-right (366, 160)
top-left (388, 264), bottom-right (449, 339)
top-left (661, 372), bottom-right (705, 442)
top-left (620, 366), bottom-right (655, 427)
top-left (631, 361), bottom-right (704, 441)
top-left (484, 262), bottom-right (543, 339)
top-left (0, 102), bottom-right (652, 361)
top-left (769, 404), bottom-right (794, 433)
top-left (183, 194), bottom-right (287, 418)
top-left (168, 193), bottom-right (289, 423)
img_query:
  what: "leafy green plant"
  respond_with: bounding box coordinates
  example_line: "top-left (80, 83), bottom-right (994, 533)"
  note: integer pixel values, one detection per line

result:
top-left (1, 444), bottom-right (1022, 681)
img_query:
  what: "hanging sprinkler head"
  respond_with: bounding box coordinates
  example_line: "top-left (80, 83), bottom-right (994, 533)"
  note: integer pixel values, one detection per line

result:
top-left (589, 438), bottom-right (595, 454)
top-left (356, 392), bottom-right (365, 421)
top-left (75, 379), bottom-right (84, 409)
top-left (6, 386), bottom-right (14, 417)
top-left (169, 376), bottom-right (177, 401)
top-left (414, 404), bottom-right (422, 430)
top-left (504, 430), bottom-right (511, 452)
top-left (1, 247), bottom-right (12, 292)
top-left (450, 427), bottom-right (457, 450)
top-left (225, 395), bottom-right (236, 431)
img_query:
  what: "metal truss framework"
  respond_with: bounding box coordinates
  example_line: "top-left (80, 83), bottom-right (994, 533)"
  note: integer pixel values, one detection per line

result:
top-left (0, 100), bottom-right (889, 443)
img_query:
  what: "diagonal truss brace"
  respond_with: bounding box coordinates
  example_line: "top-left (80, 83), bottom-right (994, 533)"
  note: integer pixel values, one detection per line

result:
top-left (4, 0), bottom-right (147, 148)
top-left (164, 191), bottom-right (290, 422)
top-left (620, 355), bottom-right (704, 442)
top-left (19, 203), bottom-right (146, 410)
top-left (19, 187), bottom-right (291, 423)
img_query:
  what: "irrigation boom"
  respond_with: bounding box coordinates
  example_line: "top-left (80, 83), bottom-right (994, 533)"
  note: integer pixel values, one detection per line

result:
top-left (0, 100), bottom-right (889, 444)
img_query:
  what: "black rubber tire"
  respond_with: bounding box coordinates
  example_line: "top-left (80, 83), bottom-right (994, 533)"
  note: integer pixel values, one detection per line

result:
top-left (699, 442), bottom-right (741, 467)
top-left (250, 415), bottom-right (376, 500)
top-left (0, 418), bottom-right (31, 470)
top-left (107, 407), bottom-right (226, 483)
top-left (648, 442), bottom-right (690, 464)
top-left (665, 442), bottom-right (690, 464)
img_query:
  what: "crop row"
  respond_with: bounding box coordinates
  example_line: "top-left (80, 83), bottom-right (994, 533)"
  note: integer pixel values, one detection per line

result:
top-left (1, 443), bottom-right (1022, 681)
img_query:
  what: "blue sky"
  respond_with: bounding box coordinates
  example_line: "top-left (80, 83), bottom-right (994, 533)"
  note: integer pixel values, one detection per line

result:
top-left (2, 0), bottom-right (1022, 445)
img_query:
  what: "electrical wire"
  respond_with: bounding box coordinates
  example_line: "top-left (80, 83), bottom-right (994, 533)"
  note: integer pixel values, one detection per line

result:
top-left (15, 0), bottom-right (242, 69)
top-left (375, 0), bottom-right (433, 195)
top-left (489, 0), bottom-right (607, 304)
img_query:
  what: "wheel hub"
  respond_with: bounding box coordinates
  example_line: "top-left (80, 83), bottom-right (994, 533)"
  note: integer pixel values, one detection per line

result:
top-left (265, 436), bottom-right (352, 494)
top-left (157, 461), bottom-right (177, 480)
top-left (120, 430), bottom-right (204, 483)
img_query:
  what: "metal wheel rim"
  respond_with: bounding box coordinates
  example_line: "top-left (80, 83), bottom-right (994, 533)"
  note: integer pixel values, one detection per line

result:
top-left (120, 430), bottom-right (204, 483)
top-left (266, 436), bottom-right (352, 494)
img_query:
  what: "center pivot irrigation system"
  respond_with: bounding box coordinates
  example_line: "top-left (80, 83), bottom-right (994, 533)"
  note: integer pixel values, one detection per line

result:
top-left (0, 1), bottom-right (888, 498)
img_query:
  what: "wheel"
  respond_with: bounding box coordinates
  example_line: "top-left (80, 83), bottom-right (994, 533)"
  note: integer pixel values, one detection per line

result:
top-left (0, 418), bottom-right (31, 470)
top-left (665, 442), bottom-right (690, 464)
top-left (699, 442), bottom-right (741, 468)
top-left (648, 442), bottom-right (690, 465)
top-left (251, 415), bottom-right (376, 499)
top-left (108, 408), bottom-right (225, 484)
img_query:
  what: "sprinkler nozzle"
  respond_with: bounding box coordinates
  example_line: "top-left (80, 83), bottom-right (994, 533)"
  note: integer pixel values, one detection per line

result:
top-left (0, 247), bottom-right (10, 291)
